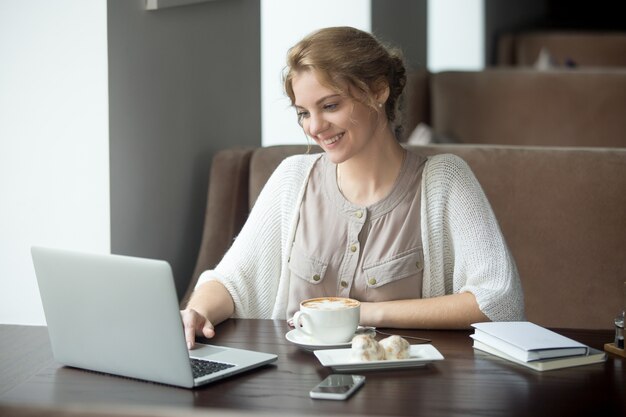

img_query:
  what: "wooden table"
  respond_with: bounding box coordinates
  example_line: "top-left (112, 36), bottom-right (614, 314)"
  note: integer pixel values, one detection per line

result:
top-left (0, 320), bottom-right (624, 417)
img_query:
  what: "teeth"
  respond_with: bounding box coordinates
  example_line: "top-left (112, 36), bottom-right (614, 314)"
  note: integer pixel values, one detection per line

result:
top-left (323, 133), bottom-right (343, 145)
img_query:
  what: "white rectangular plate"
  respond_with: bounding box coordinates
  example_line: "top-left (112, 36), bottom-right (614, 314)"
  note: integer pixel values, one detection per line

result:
top-left (314, 344), bottom-right (444, 371)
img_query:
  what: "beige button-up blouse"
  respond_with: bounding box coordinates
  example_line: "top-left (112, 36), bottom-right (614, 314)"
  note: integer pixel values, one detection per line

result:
top-left (287, 151), bottom-right (427, 317)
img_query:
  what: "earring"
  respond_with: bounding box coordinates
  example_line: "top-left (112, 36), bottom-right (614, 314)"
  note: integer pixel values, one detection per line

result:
top-left (378, 103), bottom-right (383, 108)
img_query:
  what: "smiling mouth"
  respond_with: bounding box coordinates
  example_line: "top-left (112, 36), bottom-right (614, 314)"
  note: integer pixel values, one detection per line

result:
top-left (322, 133), bottom-right (344, 146)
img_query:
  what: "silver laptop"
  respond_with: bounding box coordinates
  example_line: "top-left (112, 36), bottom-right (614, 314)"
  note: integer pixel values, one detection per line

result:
top-left (31, 246), bottom-right (277, 388)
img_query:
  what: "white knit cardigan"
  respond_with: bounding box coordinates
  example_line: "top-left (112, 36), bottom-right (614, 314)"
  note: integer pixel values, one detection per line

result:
top-left (197, 152), bottom-right (525, 322)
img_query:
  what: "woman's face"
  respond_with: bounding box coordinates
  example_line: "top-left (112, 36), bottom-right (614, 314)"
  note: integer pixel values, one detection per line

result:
top-left (292, 70), bottom-right (383, 164)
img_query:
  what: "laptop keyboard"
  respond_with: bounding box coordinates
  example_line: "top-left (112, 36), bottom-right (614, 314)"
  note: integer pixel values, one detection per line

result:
top-left (190, 358), bottom-right (236, 379)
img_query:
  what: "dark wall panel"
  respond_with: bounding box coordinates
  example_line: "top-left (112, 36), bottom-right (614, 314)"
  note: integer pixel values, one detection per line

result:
top-left (108, 0), bottom-right (261, 299)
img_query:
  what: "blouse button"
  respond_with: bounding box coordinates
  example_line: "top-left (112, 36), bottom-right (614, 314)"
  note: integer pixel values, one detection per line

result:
top-left (312, 274), bottom-right (321, 282)
top-left (340, 280), bottom-right (348, 288)
top-left (350, 244), bottom-right (357, 253)
top-left (355, 210), bottom-right (363, 218)
top-left (368, 278), bottom-right (377, 285)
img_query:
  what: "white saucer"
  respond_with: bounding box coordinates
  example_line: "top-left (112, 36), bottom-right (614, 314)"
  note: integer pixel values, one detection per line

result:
top-left (285, 327), bottom-right (375, 352)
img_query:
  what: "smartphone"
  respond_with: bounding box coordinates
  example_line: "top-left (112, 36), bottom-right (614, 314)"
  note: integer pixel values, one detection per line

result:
top-left (309, 374), bottom-right (365, 400)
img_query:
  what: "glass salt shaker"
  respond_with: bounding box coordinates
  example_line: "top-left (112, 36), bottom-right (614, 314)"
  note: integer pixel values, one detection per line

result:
top-left (615, 281), bottom-right (626, 350)
top-left (615, 311), bottom-right (624, 350)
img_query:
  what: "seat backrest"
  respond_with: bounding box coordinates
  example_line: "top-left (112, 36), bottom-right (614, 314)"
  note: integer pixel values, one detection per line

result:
top-left (497, 31), bottom-right (626, 67)
top-left (401, 69), bottom-right (431, 141)
top-left (430, 69), bottom-right (626, 148)
top-left (188, 144), bottom-right (626, 329)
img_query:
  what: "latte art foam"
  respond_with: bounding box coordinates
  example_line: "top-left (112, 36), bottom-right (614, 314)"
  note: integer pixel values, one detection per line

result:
top-left (302, 297), bottom-right (359, 310)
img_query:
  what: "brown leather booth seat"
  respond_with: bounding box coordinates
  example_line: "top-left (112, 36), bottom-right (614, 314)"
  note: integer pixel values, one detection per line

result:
top-left (497, 31), bottom-right (626, 68)
top-left (186, 145), bottom-right (626, 330)
top-left (403, 69), bottom-right (626, 148)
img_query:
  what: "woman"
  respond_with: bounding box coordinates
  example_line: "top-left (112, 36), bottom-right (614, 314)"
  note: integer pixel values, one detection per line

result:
top-left (182, 27), bottom-right (524, 348)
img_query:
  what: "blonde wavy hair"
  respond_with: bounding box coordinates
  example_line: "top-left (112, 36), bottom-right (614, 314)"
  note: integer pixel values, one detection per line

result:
top-left (283, 26), bottom-right (407, 139)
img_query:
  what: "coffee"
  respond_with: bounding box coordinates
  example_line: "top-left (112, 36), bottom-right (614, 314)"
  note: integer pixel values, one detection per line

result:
top-left (293, 297), bottom-right (360, 344)
top-left (301, 297), bottom-right (360, 311)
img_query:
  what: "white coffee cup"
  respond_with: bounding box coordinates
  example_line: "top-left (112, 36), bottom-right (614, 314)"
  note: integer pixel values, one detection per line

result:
top-left (292, 297), bottom-right (361, 344)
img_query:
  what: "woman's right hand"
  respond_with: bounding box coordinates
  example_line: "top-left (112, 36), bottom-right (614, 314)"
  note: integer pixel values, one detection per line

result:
top-left (180, 308), bottom-right (216, 349)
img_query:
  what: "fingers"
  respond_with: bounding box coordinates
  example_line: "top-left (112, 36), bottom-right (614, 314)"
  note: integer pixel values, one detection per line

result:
top-left (181, 309), bottom-right (198, 349)
top-left (202, 322), bottom-right (215, 339)
top-left (181, 308), bottom-right (215, 350)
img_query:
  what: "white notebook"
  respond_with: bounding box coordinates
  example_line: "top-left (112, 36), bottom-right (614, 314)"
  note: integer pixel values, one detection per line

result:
top-left (471, 321), bottom-right (588, 362)
top-left (473, 340), bottom-right (606, 372)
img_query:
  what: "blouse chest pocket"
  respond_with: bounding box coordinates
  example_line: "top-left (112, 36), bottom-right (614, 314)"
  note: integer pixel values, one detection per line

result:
top-left (288, 248), bottom-right (328, 285)
top-left (362, 248), bottom-right (424, 289)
